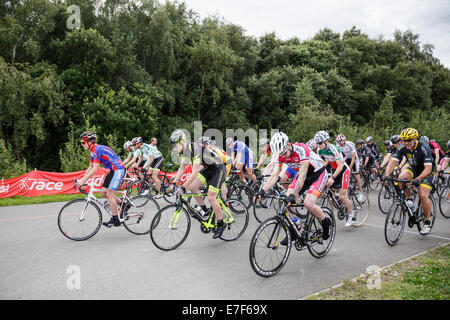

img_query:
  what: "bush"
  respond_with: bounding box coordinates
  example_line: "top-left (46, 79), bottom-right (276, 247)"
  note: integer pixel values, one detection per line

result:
top-left (0, 139), bottom-right (29, 179)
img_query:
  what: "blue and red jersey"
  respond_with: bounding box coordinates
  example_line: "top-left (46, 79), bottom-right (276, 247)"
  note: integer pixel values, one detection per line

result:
top-left (89, 144), bottom-right (124, 170)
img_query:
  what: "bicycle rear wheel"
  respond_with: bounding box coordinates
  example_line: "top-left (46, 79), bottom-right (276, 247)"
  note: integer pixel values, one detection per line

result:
top-left (351, 190), bottom-right (370, 227)
top-left (438, 186), bottom-right (450, 218)
top-left (150, 205), bottom-right (191, 251)
top-left (307, 207), bottom-right (336, 258)
top-left (416, 195), bottom-right (436, 234)
top-left (227, 185), bottom-right (253, 209)
top-left (123, 196), bottom-right (160, 235)
top-left (57, 199), bottom-right (102, 241)
top-left (219, 199), bottom-right (249, 241)
top-left (249, 217), bottom-right (291, 277)
top-left (384, 202), bottom-right (406, 246)
top-left (253, 196), bottom-right (276, 223)
top-left (127, 180), bottom-right (155, 197)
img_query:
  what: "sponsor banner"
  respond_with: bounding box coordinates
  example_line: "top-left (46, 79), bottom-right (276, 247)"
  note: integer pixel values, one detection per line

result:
top-left (0, 166), bottom-right (191, 198)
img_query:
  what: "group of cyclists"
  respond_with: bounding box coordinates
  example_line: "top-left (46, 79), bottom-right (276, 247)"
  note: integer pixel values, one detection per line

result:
top-left (76, 127), bottom-right (449, 239)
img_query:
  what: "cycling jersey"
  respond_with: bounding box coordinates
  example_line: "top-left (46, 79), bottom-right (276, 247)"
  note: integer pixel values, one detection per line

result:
top-left (318, 143), bottom-right (349, 170)
top-left (181, 142), bottom-right (223, 168)
top-left (358, 145), bottom-right (376, 165)
top-left (233, 141), bottom-right (256, 168)
top-left (128, 147), bottom-right (141, 158)
top-left (141, 143), bottom-right (162, 160)
top-left (393, 141), bottom-right (435, 174)
top-left (429, 140), bottom-right (445, 160)
top-left (367, 142), bottom-right (381, 160)
top-left (90, 144), bottom-right (124, 170)
top-left (276, 143), bottom-right (324, 176)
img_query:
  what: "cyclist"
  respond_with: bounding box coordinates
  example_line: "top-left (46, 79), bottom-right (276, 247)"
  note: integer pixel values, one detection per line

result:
top-left (257, 132), bottom-right (332, 244)
top-left (356, 139), bottom-right (378, 179)
top-left (383, 128), bottom-right (436, 235)
top-left (199, 136), bottom-right (232, 201)
top-left (133, 136), bottom-right (164, 197)
top-left (170, 130), bottom-right (228, 239)
top-left (336, 133), bottom-right (364, 195)
top-left (315, 131), bottom-right (354, 227)
top-left (420, 136), bottom-right (445, 169)
top-left (226, 138), bottom-right (257, 184)
top-left (76, 132), bottom-right (126, 227)
top-left (122, 140), bottom-right (141, 169)
top-left (366, 136), bottom-right (382, 168)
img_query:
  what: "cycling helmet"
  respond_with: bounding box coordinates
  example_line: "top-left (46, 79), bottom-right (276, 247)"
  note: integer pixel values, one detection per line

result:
top-left (314, 130), bottom-right (329, 144)
top-left (447, 140), bottom-right (450, 150)
top-left (306, 139), bottom-right (318, 151)
top-left (123, 141), bottom-right (132, 149)
top-left (198, 136), bottom-right (210, 144)
top-left (208, 139), bottom-right (216, 145)
top-left (419, 136), bottom-right (429, 144)
top-left (391, 134), bottom-right (401, 144)
top-left (335, 133), bottom-right (346, 144)
top-left (356, 139), bottom-right (364, 145)
top-left (270, 132), bottom-right (289, 155)
top-left (225, 137), bottom-right (234, 146)
top-left (131, 137), bottom-right (142, 145)
top-left (80, 131), bottom-right (96, 142)
top-left (259, 138), bottom-right (270, 147)
top-left (169, 130), bottom-right (186, 145)
top-left (384, 140), bottom-right (391, 147)
top-left (399, 128), bottom-right (418, 141)
top-left (365, 136), bottom-right (373, 143)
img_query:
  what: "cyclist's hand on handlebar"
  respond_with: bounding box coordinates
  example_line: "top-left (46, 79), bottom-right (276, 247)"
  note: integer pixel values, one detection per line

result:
top-left (411, 179), bottom-right (420, 188)
top-left (175, 185), bottom-right (186, 195)
top-left (74, 178), bottom-right (85, 189)
top-left (285, 194), bottom-right (296, 206)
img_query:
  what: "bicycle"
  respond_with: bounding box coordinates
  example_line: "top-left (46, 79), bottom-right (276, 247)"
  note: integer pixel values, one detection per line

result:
top-left (437, 172), bottom-right (449, 218)
top-left (58, 179), bottom-right (160, 241)
top-left (322, 180), bottom-right (370, 227)
top-left (225, 168), bottom-right (254, 209)
top-left (384, 178), bottom-right (437, 246)
top-left (149, 190), bottom-right (249, 251)
top-left (249, 195), bottom-right (336, 277)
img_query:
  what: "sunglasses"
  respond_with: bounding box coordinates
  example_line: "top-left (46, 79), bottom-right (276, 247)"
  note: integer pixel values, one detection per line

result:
top-left (402, 139), bottom-right (414, 143)
top-left (81, 141), bottom-right (87, 145)
top-left (317, 142), bottom-right (325, 145)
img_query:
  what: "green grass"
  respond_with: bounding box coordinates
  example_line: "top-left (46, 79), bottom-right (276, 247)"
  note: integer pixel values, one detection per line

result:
top-left (0, 193), bottom-right (105, 206)
top-left (307, 244), bottom-right (449, 300)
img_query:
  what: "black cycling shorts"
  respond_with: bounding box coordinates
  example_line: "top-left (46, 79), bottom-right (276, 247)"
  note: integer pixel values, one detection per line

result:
top-left (198, 165), bottom-right (226, 194)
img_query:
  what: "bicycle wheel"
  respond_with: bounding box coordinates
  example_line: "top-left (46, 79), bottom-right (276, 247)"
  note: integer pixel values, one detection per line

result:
top-left (378, 184), bottom-right (393, 214)
top-left (249, 217), bottom-right (291, 277)
top-left (369, 172), bottom-right (380, 190)
top-left (253, 196), bottom-right (276, 223)
top-left (384, 202), bottom-right (406, 246)
top-left (58, 199), bottom-right (102, 241)
top-left (122, 196), bottom-right (160, 235)
top-left (351, 190), bottom-right (370, 227)
top-left (307, 207), bottom-right (336, 258)
top-left (150, 205), bottom-right (191, 251)
top-left (219, 199), bottom-right (249, 241)
top-left (227, 185), bottom-right (253, 209)
top-left (439, 186), bottom-right (450, 218)
top-left (416, 195), bottom-right (436, 234)
top-left (127, 180), bottom-right (154, 197)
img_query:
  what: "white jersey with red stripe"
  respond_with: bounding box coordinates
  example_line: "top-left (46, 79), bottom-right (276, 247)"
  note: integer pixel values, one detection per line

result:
top-left (276, 143), bottom-right (324, 175)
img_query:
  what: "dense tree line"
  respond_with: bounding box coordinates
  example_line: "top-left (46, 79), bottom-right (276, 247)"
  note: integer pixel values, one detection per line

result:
top-left (0, 0), bottom-right (449, 177)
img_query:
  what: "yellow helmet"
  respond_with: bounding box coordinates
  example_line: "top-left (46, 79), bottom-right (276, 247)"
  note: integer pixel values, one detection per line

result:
top-left (400, 128), bottom-right (418, 141)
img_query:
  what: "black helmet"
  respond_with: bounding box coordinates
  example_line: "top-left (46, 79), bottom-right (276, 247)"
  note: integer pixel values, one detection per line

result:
top-left (80, 131), bottom-right (96, 142)
top-left (356, 139), bottom-right (364, 145)
top-left (391, 135), bottom-right (401, 144)
top-left (170, 130), bottom-right (186, 145)
top-left (384, 140), bottom-right (391, 147)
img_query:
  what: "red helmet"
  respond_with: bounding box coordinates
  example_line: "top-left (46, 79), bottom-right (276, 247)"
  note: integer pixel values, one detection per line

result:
top-left (80, 131), bottom-right (96, 142)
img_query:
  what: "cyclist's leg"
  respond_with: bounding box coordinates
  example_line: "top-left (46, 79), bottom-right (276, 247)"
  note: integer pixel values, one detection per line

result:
top-left (399, 165), bottom-right (415, 198)
top-left (105, 169), bottom-right (125, 217)
top-left (304, 169), bottom-right (328, 220)
top-left (191, 172), bottom-right (207, 207)
top-left (245, 152), bottom-right (257, 182)
top-left (337, 169), bottom-right (352, 214)
top-left (419, 174), bottom-right (435, 220)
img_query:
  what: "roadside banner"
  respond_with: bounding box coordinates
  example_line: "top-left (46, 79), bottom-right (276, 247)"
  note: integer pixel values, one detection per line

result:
top-left (0, 166), bottom-right (191, 198)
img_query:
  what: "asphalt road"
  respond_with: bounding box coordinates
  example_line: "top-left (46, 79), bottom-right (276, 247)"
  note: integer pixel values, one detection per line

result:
top-left (1, 188), bottom-right (449, 300)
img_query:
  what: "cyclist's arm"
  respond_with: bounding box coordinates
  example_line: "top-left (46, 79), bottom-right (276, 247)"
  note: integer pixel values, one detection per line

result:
top-left (256, 152), bottom-right (267, 170)
top-left (183, 163), bottom-right (201, 189)
top-left (78, 162), bottom-right (100, 185)
top-left (262, 165), bottom-right (282, 192)
top-left (434, 149), bottom-right (440, 167)
top-left (291, 162), bottom-right (309, 196)
top-left (385, 157), bottom-right (399, 177)
top-left (143, 155), bottom-right (154, 170)
top-left (350, 151), bottom-right (356, 169)
top-left (172, 161), bottom-right (188, 185)
top-left (234, 151), bottom-right (243, 166)
top-left (380, 153), bottom-right (392, 168)
top-left (441, 157), bottom-right (449, 172)
top-left (132, 154), bottom-right (143, 168)
top-left (122, 154), bottom-right (132, 166)
top-left (331, 158), bottom-right (344, 178)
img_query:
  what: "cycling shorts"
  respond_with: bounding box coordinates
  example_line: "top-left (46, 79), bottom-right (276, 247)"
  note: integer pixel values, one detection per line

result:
top-left (345, 158), bottom-right (360, 174)
top-left (284, 167), bottom-right (299, 180)
top-left (102, 169), bottom-right (125, 191)
top-left (402, 164), bottom-right (436, 190)
top-left (332, 167), bottom-right (351, 190)
top-left (147, 156), bottom-right (164, 171)
top-left (197, 165), bottom-right (226, 194)
top-left (289, 167), bottom-right (328, 198)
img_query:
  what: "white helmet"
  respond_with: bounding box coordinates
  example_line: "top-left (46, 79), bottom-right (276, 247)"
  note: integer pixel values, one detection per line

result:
top-left (306, 139), bottom-right (317, 150)
top-left (270, 132), bottom-right (289, 155)
top-left (123, 141), bottom-right (132, 149)
top-left (314, 130), bottom-right (329, 144)
top-left (225, 137), bottom-right (234, 146)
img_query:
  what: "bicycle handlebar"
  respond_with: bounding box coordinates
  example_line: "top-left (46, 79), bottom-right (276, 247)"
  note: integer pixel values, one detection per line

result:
top-left (73, 179), bottom-right (89, 195)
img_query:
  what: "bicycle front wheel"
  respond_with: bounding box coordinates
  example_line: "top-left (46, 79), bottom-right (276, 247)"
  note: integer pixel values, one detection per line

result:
top-left (438, 186), bottom-right (450, 218)
top-left (351, 190), bottom-right (370, 227)
top-left (219, 199), bottom-right (249, 241)
top-left (227, 185), bottom-right (253, 209)
top-left (384, 202), bottom-right (406, 246)
top-left (57, 199), bottom-right (102, 241)
top-left (307, 207), bottom-right (336, 258)
top-left (249, 217), bottom-right (291, 277)
top-left (378, 184), bottom-right (394, 214)
top-left (123, 196), bottom-right (160, 235)
top-left (150, 205), bottom-right (191, 251)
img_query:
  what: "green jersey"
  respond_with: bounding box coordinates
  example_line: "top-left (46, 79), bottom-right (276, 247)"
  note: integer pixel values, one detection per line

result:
top-left (141, 143), bottom-right (162, 160)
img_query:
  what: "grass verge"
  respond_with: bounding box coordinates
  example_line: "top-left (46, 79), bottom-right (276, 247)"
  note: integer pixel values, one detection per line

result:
top-left (306, 243), bottom-right (449, 300)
